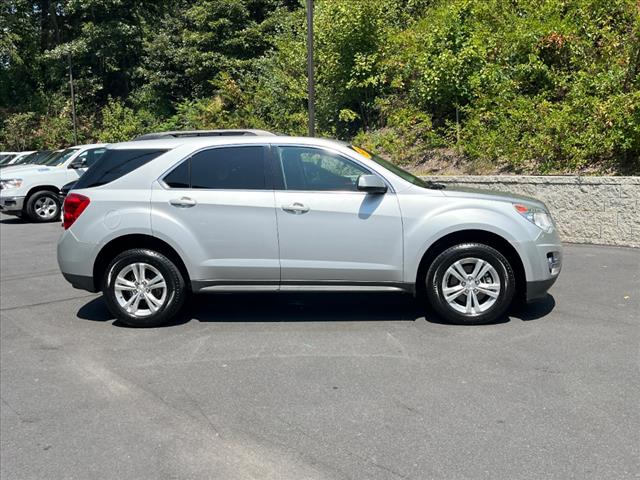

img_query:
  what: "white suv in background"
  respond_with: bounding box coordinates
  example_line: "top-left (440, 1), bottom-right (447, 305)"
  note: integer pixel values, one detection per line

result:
top-left (0, 144), bottom-right (106, 222)
top-left (57, 136), bottom-right (562, 327)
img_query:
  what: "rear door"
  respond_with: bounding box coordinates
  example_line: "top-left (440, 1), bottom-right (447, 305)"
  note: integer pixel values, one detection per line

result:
top-left (151, 145), bottom-right (280, 285)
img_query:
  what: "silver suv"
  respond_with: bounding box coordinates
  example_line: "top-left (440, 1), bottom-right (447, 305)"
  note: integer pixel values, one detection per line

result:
top-left (57, 137), bottom-right (562, 327)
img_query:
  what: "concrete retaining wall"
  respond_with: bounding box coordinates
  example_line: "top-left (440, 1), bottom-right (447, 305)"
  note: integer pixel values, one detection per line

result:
top-left (427, 176), bottom-right (640, 247)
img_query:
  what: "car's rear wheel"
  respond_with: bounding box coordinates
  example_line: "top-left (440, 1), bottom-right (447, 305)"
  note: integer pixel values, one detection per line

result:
top-left (425, 243), bottom-right (515, 325)
top-left (103, 249), bottom-right (186, 327)
top-left (25, 190), bottom-right (60, 222)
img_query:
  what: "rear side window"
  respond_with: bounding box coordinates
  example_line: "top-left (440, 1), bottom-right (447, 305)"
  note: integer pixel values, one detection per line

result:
top-left (163, 160), bottom-right (189, 188)
top-left (163, 146), bottom-right (267, 190)
top-left (74, 149), bottom-right (167, 189)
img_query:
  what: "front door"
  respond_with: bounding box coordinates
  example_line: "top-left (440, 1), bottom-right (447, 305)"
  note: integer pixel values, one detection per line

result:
top-left (272, 145), bottom-right (403, 284)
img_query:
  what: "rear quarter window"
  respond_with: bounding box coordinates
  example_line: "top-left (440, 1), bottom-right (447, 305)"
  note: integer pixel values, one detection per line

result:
top-left (74, 149), bottom-right (167, 189)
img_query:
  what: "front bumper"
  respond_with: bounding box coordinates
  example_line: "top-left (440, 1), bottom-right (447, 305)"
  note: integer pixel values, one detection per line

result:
top-left (526, 277), bottom-right (558, 302)
top-left (521, 230), bottom-right (562, 302)
top-left (0, 195), bottom-right (25, 214)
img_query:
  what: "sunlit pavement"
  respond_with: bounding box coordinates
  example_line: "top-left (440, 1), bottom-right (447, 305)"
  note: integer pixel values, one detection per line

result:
top-left (1, 214), bottom-right (638, 480)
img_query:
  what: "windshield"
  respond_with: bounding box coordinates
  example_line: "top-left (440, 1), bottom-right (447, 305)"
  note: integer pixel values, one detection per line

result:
top-left (35, 150), bottom-right (64, 165)
top-left (43, 148), bottom-right (78, 167)
top-left (11, 151), bottom-right (42, 165)
top-left (0, 155), bottom-right (16, 165)
top-left (18, 150), bottom-right (58, 165)
top-left (349, 146), bottom-right (443, 189)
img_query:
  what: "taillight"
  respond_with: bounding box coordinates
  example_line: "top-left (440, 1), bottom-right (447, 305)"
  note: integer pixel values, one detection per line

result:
top-left (63, 193), bottom-right (90, 230)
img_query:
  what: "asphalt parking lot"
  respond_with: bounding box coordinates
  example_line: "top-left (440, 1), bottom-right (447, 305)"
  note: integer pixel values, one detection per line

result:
top-left (1, 214), bottom-right (638, 480)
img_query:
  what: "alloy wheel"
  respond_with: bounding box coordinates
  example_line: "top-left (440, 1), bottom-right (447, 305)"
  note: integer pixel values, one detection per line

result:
top-left (114, 262), bottom-right (167, 317)
top-left (441, 257), bottom-right (501, 316)
top-left (33, 196), bottom-right (58, 220)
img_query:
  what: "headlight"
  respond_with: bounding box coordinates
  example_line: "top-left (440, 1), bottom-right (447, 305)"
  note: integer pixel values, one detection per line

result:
top-left (514, 204), bottom-right (554, 233)
top-left (0, 179), bottom-right (23, 190)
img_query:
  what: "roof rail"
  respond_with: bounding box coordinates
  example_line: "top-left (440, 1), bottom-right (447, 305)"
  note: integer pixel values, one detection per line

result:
top-left (133, 129), bottom-right (276, 140)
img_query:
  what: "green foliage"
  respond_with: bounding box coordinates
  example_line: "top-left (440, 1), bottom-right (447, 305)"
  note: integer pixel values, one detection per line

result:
top-left (97, 99), bottom-right (159, 142)
top-left (1, 95), bottom-right (80, 150)
top-left (1, 0), bottom-right (638, 173)
top-left (353, 101), bottom-right (444, 166)
top-left (374, 0), bottom-right (640, 173)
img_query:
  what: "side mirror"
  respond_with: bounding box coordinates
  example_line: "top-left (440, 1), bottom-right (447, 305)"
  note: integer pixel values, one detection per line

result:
top-left (68, 159), bottom-right (87, 170)
top-left (357, 174), bottom-right (387, 194)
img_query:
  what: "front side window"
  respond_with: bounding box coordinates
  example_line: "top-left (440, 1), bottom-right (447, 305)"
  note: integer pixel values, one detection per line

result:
top-left (276, 146), bottom-right (368, 191)
top-left (74, 148), bottom-right (107, 168)
top-left (163, 146), bottom-right (267, 190)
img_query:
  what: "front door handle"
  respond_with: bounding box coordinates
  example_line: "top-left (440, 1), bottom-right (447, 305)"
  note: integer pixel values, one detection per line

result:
top-left (282, 202), bottom-right (309, 214)
top-left (169, 197), bottom-right (197, 208)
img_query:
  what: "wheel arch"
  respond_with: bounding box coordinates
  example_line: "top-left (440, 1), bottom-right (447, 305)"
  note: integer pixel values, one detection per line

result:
top-left (26, 185), bottom-right (60, 197)
top-left (415, 229), bottom-right (526, 302)
top-left (92, 234), bottom-right (191, 292)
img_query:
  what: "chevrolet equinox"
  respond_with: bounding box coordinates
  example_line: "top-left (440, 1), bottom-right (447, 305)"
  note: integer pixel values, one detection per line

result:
top-left (57, 136), bottom-right (562, 327)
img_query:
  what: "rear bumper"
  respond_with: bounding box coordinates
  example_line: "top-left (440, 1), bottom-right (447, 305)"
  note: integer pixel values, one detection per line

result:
top-left (526, 277), bottom-right (558, 302)
top-left (61, 272), bottom-right (98, 293)
top-left (0, 195), bottom-right (25, 214)
top-left (57, 229), bottom-right (99, 291)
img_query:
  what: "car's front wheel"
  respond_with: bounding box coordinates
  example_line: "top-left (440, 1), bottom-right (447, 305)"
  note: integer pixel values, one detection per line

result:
top-left (103, 249), bottom-right (186, 327)
top-left (425, 243), bottom-right (515, 325)
top-left (25, 190), bottom-right (60, 222)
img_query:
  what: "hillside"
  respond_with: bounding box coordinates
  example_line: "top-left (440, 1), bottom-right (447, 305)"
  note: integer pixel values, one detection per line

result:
top-left (1, 0), bottom-right (639, 174)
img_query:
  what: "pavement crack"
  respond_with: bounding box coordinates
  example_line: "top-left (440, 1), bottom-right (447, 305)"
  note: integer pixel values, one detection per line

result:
top-left (180, 387), bottom-right (221, 438)
top-left (386, 330), bottom-right (410, 358)
top-left (1, 396), bottom-right (20, 417)
top-left (276, 417), bottom-right (410, 480)
top-left (0, 269), bottom-right (62, 283)
top-left (0, 293), bottom-right (98, 312)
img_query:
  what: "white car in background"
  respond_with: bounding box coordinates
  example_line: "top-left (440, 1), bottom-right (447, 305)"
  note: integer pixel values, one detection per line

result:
top-left (0, 151), bottom-right (36, 167)
top-left (0, 144), bottom-right (106, 222)
top-left (0, 151), bottom-right (55, 170)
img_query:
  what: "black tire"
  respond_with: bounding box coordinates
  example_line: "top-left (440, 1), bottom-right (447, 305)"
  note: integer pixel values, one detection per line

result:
top-left (25, 190), bottom-right (60, 222)
top-left (425, 243), bottom-right (515, 325)
top-left (102, 249), bottom-right (186, 327)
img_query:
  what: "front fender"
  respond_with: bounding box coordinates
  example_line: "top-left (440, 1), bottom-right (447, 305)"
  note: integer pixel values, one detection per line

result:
top-left (402, 199), bottom-right (537, 284)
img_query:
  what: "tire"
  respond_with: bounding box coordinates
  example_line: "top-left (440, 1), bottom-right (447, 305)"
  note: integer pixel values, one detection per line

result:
top-left (25, 190), bottom-right (60, 222)
top-left (102, 249), bottom-right (186, 327)
top-left (425, 243), bottom-right (515, 325)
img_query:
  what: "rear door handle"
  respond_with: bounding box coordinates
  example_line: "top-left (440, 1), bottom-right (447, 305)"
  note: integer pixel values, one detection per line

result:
top-left (169, 197), bottom-right (197, 208)
top-left (282, 202), bottom-right (309, 214)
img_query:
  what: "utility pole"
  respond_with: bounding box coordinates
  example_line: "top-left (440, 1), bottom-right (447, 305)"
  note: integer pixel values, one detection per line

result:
top-left (68, 55), bottom-right (78, 145)
top-left (306, 0), bottom-right (315, 137)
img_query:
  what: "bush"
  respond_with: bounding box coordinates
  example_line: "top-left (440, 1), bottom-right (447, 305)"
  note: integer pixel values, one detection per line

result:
top-left (97, 99), bottom-right (159, 142)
